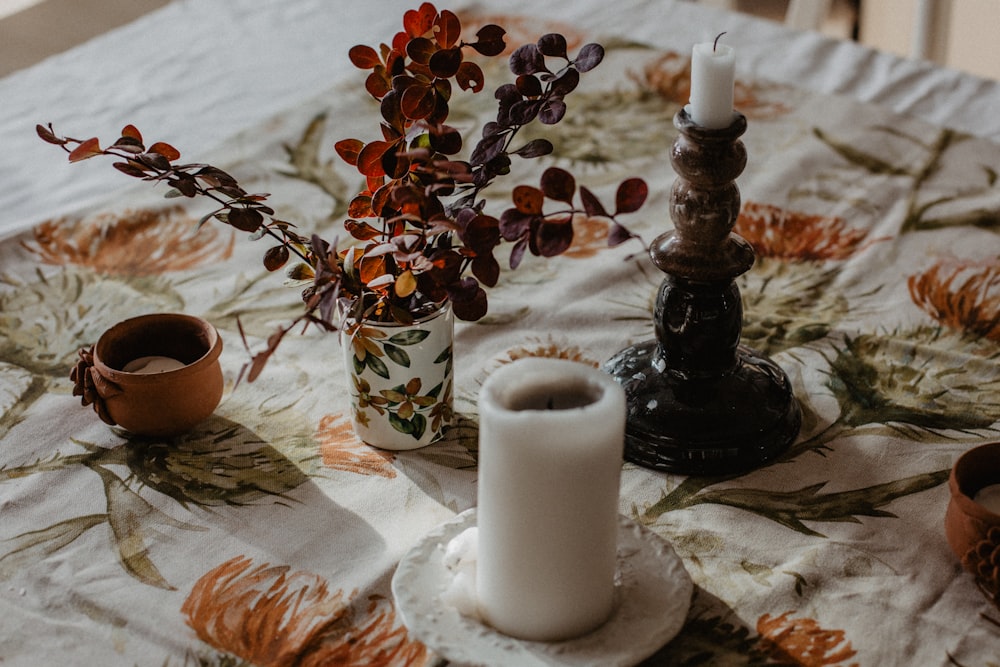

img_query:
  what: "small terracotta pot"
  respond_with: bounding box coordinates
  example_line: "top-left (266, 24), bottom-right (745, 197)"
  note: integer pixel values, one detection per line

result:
top-left (945, 441), bottom-right (1000, 608)
top-left (74, 313), bottom-right (224, 437)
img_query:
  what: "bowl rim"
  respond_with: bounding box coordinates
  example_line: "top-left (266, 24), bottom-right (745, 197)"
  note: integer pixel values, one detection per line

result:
top-left (93, 312), bottom-right (223, 384)
top-left (949, 441), bottom-right (1000, 521)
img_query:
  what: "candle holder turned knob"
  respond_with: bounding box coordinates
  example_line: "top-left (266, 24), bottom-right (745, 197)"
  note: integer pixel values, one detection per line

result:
top-left (605, 108), bottom-right (801, 475)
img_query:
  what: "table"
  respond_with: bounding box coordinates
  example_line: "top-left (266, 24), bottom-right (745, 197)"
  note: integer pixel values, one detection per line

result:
top-left (2, 1), bottom-right (999, 664)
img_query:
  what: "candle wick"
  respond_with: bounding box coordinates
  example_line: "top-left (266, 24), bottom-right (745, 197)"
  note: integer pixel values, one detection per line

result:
top-left (713, 31), bottom-right (727, 52)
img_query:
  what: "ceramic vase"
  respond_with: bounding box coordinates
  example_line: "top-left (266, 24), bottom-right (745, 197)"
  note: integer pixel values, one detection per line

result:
top-left (341, 304), bottom-right (454, 450)
top-left (74, 313), bottom-right (224, 437)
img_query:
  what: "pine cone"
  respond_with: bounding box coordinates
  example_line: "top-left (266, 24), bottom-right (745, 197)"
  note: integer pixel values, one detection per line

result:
top-left (962, 526), bottom-right (1000, 610)
top-left (69, 345), bottom-right (119, 426)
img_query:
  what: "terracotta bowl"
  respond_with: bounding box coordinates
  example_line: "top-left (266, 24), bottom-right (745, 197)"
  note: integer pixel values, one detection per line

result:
top-left (945, 441), bottom-right (1000, 607)
top-left (76, 313), bottom-right (224, 437)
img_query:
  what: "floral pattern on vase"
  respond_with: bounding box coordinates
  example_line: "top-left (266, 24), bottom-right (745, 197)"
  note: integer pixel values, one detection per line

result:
top-left (341, 304), bottom-right (454, 450)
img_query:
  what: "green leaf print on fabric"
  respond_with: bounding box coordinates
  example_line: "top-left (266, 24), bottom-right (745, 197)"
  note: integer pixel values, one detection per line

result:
top-left (278, 112), bottom-right (352, 221)
top-left (0, 418), bottom-right (310, 588)
top-left (814, 125), bottom-right (1000, 234)
top-left (638, 468), bottom-right (949, 537)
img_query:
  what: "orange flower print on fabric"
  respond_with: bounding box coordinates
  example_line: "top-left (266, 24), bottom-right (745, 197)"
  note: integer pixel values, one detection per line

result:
top-left (498, 339), bottom-right (599, 368)
top-left (736, 201), bottom-right (883, 262)
top-left (756, 611), bottom-right (859, 667)
top-left (633, 51), bottom-right (790, 119)
top-left (563, 213), bottom-right (612, 259)
top-left (183, 556), bottom-right (429, 667)
top-left (298, 595), bottom-right (429, 667)
top-left (315, 414), bottom-right (397, 478)
top-left (182, 556), bottom-right (349, 667)
top-left (908, 260), bottom-right (1000, 342)
top-left (23, 205), bottom-right (234, 275)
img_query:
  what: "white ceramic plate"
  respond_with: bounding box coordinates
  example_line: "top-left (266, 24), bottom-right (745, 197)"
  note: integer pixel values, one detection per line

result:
top-left (392, 508), bottom-right (693, 667)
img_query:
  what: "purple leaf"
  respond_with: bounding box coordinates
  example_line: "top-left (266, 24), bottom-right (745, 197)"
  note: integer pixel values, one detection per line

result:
top-left (538, 98), bottom-right (567, 125)
top-left (509, 43), bottom-right (545, 76)
top-left (540, 167), bottom-right (575, 204)
top-left (537, 33), bottom-right (568, 58)
top-left (574, 43), bottom-right (604, 72)
top-left (579, 186), bottom-right (609, 218)
top-left (472, 24), bottom-right (507, 57)
top-left (512, 138), bottom-right (553, 159)
top-left (608, 223), bottom-right (635, 247)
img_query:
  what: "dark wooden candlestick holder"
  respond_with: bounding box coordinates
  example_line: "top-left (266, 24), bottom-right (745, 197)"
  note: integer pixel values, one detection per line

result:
top-left (605, 108), bottom-right (801, 475)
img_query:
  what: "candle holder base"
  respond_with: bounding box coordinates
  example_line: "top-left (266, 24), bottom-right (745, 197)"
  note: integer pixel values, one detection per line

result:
top-left (392, 508), bottom-right (692, 667)
top-left (605, 340), bottom-right (800, 475)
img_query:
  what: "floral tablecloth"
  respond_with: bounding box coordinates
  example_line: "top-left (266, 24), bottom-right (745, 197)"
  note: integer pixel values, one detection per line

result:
top-left (2, 1), bottom-right (1000, 665)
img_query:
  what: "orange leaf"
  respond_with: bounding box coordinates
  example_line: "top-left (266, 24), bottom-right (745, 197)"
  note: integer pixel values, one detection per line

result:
top-left (396, 269), bottom-right (417, 297)
top-left (68, 137), bottom-right (103, 162)
top-left (121, 124), bottom-right (143, 142)
top-left (148, 142), bottom-right (180, 161)
top-left (512, 185), bottom-right (544, 215)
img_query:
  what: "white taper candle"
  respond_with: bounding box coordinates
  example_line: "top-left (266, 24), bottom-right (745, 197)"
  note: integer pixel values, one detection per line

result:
top-left (688, 34), bottom-right (736, 129)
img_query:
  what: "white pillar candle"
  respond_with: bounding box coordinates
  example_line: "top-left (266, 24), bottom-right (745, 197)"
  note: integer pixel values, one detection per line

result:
top-left (122, 355), bottom-right (186, 374)
top-left (476, 358), bottom-right (625, 641)
top-left (687, 34), bottom-right (736, 129)
top-left (974, 484), bottom-right (1000, 514)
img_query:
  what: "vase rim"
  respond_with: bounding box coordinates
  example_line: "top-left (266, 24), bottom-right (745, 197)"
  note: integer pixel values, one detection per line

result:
top-left (343, 301), bottom-right (452, 330)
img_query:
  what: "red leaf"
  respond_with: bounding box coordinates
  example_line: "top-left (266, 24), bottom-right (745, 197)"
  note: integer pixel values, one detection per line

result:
top-left (227, 207), bottom-right (263, 232)
top-left (346, 219), bottom-right (383, 241)
top-left (357, 141), bottom-right (391, 178)
top-left (435, 9), bottom-right (461, 48)
top-left (428, 47), bottom-right (462, 79)
top-left (579, 186), bottom-right (609, 218)
top-left (68, 137), bottom-right (103, 162)
top-left (405, 37), bottom-right (435, 65)
top-left (449, 280), bottom-right (488, 321)
top-left (263, 245), bottom-right (290, 271)
top-left (455, 61), bottom-right (484, 93)
top-left (614, 178), bottom-right (648, 214)
top-left (388, 32), bottom-right (407, 54)
top-left (471, 254), bottom-right (500, 287)
top-left (535, 215), bottom-right (574, 257)
top-left (512, 185), bottom-right (544, 215)
top-left (348, 194), bottom-right (374, 219)
top-left (335, 138), bottom-right (364, 166)
top-left (148, 142), bottom-right (180, 161)
top-left (365, 67), bottom-right (391, 99)
top-left (403, 2), bottom-right (437, 38)
top-left (349, 44), bottom-right (381, 69)
top-left (400, 84), bottom-right (437, 120)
